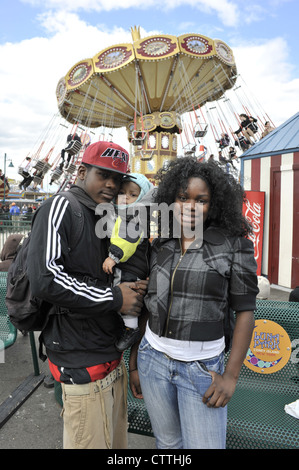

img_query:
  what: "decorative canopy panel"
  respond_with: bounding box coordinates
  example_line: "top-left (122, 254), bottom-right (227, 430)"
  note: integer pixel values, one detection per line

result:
top-left (56, 28), bottom-right (237, 131)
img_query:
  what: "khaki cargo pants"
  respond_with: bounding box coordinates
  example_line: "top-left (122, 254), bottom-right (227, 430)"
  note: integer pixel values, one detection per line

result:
top-left (61, 361), bottom-right (128, 449)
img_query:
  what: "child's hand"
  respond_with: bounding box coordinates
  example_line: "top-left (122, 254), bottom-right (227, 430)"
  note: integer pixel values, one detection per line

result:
top-left (103, 257), bottom-right (116, 274)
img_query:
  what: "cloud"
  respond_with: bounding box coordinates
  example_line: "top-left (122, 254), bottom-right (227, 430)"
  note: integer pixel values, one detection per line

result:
top-left (242, 4), bottom-right (267, 24)
top-left (1, 9), bottom-right (298, 179)
top-left (233, 37), bottom-right (299, 125)
top-left (23, 0), bottom-right (240, 27)
top-left (0, 12), bottom-right (134, 169)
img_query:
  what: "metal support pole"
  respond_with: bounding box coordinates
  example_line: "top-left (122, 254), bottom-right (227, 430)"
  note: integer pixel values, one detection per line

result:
top-left (29, 331), bottom-right (40, 376)
top-left (3, 153), bottom-right (6, 205)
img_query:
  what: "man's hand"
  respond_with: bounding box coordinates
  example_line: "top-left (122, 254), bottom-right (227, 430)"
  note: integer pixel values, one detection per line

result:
top-left (118, 280), bottom-right (148, 315)
top-left (129, 370), bottom-right (143, 399)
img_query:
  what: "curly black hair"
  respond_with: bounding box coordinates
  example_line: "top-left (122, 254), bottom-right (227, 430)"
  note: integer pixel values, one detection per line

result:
top-left (154, 157), bottom-right (252, 237)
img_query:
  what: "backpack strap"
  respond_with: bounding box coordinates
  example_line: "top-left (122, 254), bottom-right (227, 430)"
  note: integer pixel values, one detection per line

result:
top-left (59, 191), bottom-right (84, 250)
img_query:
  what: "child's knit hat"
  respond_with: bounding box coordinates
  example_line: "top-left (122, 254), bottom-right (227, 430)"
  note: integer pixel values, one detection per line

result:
top-left (123, 173), bottom-right (153, 204)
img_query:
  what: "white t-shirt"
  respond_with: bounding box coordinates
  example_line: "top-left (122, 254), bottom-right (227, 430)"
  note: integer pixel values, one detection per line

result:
top-left (22, 160), bottom-right (33, 172)
top-left (144, 322), bottom-right (225, 361)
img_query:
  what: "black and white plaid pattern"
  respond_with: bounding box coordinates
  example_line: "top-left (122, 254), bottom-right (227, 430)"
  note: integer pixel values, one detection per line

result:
top-left (145, 226), bottom-right (258, 342)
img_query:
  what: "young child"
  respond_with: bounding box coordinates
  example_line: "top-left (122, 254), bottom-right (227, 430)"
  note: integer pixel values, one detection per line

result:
top-left (103, 173), bottom-right (154, 351)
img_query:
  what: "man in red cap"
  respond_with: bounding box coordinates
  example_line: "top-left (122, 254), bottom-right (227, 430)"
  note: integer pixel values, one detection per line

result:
top-left (27, 141), bottom-right (147, 449)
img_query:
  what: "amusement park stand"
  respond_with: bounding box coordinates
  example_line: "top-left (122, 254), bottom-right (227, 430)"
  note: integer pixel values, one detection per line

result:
top-left (0, 270), bottom-right (298, 449)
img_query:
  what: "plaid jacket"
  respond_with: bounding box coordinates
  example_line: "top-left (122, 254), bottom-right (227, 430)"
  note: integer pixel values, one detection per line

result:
top-left (145, 226), bottom-right (258, 342)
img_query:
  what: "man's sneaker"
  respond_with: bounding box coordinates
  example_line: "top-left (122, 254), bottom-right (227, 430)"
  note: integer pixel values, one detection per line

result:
top-left (115, 327), bottom-right (141, 352)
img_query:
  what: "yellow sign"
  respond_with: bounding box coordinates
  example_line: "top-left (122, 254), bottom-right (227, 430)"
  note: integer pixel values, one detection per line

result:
top-left (244, 319), bottom-right (291, 374)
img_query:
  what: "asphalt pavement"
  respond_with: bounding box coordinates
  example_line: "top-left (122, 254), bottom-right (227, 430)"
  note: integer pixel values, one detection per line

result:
top-left (0, 286), bottom-right (290, 450)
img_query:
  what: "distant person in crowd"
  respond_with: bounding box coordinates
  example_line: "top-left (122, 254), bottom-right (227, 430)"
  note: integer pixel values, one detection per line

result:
top-left (9, 203), bottom-right (20, 226)
top-left (0, 234), bottom-right (23, 271)
top-left (228, 147), bottom-right (238, 170)
top-left (234, 134), bottom-right (251, 152)
top-left (289, 287), bottom-right (299, 302)
top-left (60, 133), bottom-right (82, 170)
top-left (19, 156), bottom-right (33, 190)
top-left (235, 114), bottom-right (258, 143)
top-left (218, 151), bottom-right (229, 173)
top-left (218, 151), bottom-right (227, 164)
top-left (216, 133), bottom-right (230, 149)
top-left (261, 121), bottom-right (275, 139)
top-left (0, 169), bottom-right (10, 190)
top-left (257, 276), bottom-right (270, 300)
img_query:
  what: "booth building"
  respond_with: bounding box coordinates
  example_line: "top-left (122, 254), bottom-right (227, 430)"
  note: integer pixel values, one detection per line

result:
top-left (240, 112), bottom-right (299, 289)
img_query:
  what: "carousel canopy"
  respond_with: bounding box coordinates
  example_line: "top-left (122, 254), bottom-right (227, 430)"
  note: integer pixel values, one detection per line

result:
top-left (56, 26), bottom-right (237, 135)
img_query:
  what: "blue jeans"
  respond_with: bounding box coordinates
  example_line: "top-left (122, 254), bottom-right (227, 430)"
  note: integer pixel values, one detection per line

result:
top-left (137, 336), bottom-right (227, 449)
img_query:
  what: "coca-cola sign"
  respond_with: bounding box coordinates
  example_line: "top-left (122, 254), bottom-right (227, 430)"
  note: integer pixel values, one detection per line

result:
top-left (243, 191), bottom-right (265, 276)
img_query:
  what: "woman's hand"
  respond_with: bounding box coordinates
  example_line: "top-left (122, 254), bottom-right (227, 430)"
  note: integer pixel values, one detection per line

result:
top-left (129, 342), bottom-right (143, 399)
top-left (130, 278), bottom-right (149, 296)
top-left (202, 371), bottom-right (237, 408)
top-left (203, 310), bottom-right (254, 408)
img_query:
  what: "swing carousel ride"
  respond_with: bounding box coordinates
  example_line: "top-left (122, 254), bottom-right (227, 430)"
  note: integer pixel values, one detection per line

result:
top-left (14, 26), bottom-right (274, 195)
top-left (55, 26), bottom-right (239, 183)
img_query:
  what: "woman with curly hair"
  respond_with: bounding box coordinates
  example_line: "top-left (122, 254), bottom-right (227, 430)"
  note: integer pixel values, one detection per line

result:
top-left (130, 157), bottom-right (258, 449)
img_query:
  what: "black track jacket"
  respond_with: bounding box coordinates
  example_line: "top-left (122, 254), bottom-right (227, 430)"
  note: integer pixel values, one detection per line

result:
top-left (27, 188), bottom-right (124, 368)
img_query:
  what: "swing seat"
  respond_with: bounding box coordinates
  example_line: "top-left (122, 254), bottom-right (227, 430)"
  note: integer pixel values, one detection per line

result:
top-left (18, 166), bottom-right (26, 176)
top-left (65, 163), bottom-right (76, 174)
top-left (219, 143), bottom-right (229, 149)
top-left (131, 130), bottom-right (146, 147)
top-left (65, 140), bottom-right (82, 156)
top-left (184, 144), bottom-right (196, 156)
top-left (140, 150), bottom-right (154, 161)
top-left (132, 139), bottom-right (146, 146)
top-left (51, 168), bottom-right (63, 181)
top-left (33, 176), bottom-right (42, 184)
top-left (33, 160), bottom-right (46, 172)
top-left (194, 125), bottom-right (208, 138)
top-left (42, 163), bottom-right (51, 175)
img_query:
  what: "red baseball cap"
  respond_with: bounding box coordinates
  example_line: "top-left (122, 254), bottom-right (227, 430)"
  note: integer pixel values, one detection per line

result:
top-left (81, 141), bottom-right (129, 175)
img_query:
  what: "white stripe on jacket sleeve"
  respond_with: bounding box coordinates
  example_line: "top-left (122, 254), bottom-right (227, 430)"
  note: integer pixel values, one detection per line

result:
top-left (45, 195), bottom-right (114, 302)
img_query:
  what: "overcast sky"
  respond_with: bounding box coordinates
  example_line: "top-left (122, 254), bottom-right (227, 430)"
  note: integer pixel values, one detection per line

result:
top-left (0, 0), bottom-right (298, 180)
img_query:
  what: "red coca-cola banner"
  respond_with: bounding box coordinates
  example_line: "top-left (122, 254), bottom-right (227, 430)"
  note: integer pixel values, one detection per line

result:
top-left (243, 191), bottom-right (265, 276)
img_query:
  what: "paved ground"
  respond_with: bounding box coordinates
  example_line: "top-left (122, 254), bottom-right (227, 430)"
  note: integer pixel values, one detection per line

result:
top-left (0, 287), bottom-right (291, 450)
